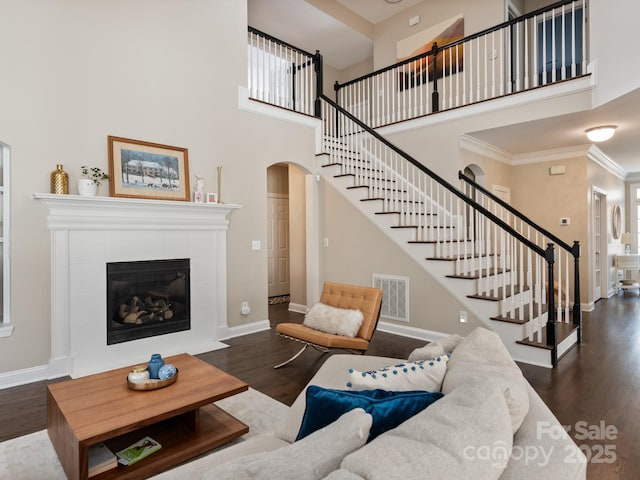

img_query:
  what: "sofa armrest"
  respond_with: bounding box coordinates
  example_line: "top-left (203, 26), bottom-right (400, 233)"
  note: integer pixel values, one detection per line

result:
top-left (499, 384), bottom-right (587, 479)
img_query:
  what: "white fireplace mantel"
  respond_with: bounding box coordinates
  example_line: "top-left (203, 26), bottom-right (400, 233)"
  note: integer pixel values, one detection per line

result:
top-left (34, 193), bottom-right (241, 378)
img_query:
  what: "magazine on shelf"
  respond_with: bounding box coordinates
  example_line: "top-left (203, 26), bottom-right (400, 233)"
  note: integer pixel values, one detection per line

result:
top-left (88, 443), bottom-right (118, 477)
top-left (116, 436), bottom-right (162, 466)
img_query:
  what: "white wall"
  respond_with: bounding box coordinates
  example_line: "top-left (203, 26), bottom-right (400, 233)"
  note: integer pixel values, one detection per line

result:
top-left (589, 0), bottom-right (640, 107)
top-left (0, 0), bottom-right (319, 376)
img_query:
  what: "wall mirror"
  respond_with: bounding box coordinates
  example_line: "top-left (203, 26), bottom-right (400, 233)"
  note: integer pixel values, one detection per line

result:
top-left (612, 204), bottom-right (621, 240)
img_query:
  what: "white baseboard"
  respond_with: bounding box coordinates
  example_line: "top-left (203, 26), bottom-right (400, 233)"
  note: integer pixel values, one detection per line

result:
top-left (218, 320), bottom-right (271, 340)
top-left (0, 364), bottom-right (53, 390)
top-left (288, 303), bottom-right (307, 314)
top-left (377, 321), bottom-right (446, 343)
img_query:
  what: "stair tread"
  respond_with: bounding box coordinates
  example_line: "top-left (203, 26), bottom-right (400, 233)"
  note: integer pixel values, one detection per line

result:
top-left (376, 210), bottom-right (435, 215)
top-left (467, 285), bottom-right (528, 301)
top-left (352, 187), bottom-right (409, 194)
top-left (426, 253), bottom-right (497, 261)
top-left (516, 321), bottom-right (578, 349)
top-left (408, 239), bottom-right (471, 244)
top-left (491, 304), bottom-right (545, 323)
top-left (446, 267), bottom-right (508, 279)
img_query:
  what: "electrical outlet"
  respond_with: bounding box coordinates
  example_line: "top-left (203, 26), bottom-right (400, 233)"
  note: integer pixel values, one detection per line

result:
top-left (252, 240), bottom-right (261, 250)
top-left (459, 310), bottom-right (468, 323)
top-left (241, 301), bottom-right (251, 315)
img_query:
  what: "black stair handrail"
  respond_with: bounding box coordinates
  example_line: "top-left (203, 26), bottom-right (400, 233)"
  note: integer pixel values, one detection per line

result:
top-left (459, 170), bottom-right (582, 346)
top-left (321, 94), bottom-right (583, 364)
top-left (458, 171), bottom-right (576, 254)
top-left (320, 94), bottom-right (544, 257)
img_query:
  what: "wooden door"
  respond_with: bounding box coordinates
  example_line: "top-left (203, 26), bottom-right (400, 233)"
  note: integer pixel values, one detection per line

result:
top-left (267, 196), bottom-right (290, 297)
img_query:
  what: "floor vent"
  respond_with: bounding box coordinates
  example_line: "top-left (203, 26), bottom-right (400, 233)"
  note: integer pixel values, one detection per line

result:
top-left (373, 274), bottom-right (409, 323)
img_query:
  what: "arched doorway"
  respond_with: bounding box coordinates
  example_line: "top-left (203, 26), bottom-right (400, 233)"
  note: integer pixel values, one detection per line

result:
top-left (266, 163), bottom-right (317, 315)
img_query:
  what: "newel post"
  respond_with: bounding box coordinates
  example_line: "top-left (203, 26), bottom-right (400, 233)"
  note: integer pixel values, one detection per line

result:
top-left (572, 240), bottom-right (582, 343)
top-left (314, 50), bottom-right (323, 118)
top-left (431, 42), bottom-right (440, 113)
top-left (545, 243), bottom-right (558, 366)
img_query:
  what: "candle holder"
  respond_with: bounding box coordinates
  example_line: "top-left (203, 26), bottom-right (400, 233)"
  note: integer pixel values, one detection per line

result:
top-left (217, 165), bottom-right (223, 204)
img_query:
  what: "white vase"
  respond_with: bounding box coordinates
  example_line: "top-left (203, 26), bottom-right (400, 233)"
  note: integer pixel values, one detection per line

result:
top-left (77, 179), bottom-right (98, 196)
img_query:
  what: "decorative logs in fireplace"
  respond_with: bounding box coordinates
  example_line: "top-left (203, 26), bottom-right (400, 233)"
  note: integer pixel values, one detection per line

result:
top-left (107, 259), bottom-right (191, 345)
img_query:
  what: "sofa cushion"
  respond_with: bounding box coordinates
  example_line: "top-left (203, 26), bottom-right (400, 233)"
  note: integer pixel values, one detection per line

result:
top-left (323, 470), bottom-right (366, 480)
top-left (407, 333), bottom-right (464, 361)
top-left (441, 327), bottom-right (530, 433)
top-left (339, 380), bottom-right (513, 480)
top-left (296, 386), bottom-right (443, 441)
top-left (347, 355), bottom-right (449, 392)
top-left (276, 355), bottom-right (403, 443)
top-left (203, 408), bottom-right (372, 480)
top-left (303, 303), bottom-right (364, 337)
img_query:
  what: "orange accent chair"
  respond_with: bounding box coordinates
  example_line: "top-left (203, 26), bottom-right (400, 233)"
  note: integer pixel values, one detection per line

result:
top-left (274, 281), bottom-right (383, 368)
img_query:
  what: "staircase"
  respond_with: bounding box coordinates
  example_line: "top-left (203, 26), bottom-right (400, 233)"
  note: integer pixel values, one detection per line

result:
top-left (318, 95), bottom-right (581, 368)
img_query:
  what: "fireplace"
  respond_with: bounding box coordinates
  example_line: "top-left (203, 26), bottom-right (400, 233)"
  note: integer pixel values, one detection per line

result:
top-left (107, 259), bottom-right (191, 345)
top-left (36, 194), bottom-right (241, 378)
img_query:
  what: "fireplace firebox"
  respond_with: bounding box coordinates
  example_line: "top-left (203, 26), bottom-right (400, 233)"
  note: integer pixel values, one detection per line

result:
top-left (107, 259), bottom-right (191, 345)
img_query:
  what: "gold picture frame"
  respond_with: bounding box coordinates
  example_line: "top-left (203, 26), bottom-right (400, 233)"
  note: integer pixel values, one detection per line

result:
top-left (108, 136), bottom-right (190, 201)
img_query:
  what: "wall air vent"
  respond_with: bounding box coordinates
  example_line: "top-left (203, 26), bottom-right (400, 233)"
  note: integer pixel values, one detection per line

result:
top-left (372, 274), bottom-right (409, 323)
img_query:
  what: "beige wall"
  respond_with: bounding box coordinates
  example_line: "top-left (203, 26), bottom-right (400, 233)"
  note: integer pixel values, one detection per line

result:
top-left (288, 165), bottom-right (307, 306)
top-left (510, 155), bottom-right (626, 307)
top-left (588, 158), bottom-right (626, 295)
top-left (511, 157), bottom-right (588, 303)
top-left (321, 182), bottom-right (483, 336)
top-left (0, 0), bottom-right (320, 374)
top-left (373, 0), bottom-right (504, 69)
top-left (267, 165), bottom-right (289, 195)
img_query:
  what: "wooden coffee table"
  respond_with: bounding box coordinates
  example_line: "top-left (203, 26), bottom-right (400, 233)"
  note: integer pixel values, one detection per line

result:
top-left (47, 353), bottom-right (249, 480)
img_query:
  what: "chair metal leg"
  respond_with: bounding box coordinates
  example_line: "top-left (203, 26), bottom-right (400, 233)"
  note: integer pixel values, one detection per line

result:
top-left (274, 344), bottom-right (309, 369)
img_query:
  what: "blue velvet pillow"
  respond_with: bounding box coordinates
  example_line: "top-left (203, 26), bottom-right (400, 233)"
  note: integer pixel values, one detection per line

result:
top-left (295, 386), bottom-right (444, 442)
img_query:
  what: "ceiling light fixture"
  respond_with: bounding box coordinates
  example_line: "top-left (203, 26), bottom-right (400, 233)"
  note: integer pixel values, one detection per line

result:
top-left (385, 0), bottom-right (402, 4)
top-left (585, 125), bottom-right (617, 143)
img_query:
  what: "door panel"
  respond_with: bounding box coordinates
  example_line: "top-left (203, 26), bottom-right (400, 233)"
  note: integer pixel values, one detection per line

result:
top-left (267, 196), bottom-right (290, 297)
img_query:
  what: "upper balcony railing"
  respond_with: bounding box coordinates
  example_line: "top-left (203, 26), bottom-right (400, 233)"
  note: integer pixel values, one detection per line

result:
top-left (247, 27), bottom-right (323, 117)
top-left (334, 0), bottom-right (587, 128)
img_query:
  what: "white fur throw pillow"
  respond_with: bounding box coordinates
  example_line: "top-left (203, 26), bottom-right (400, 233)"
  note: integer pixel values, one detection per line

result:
top-left (347, 355), bottom-right (450, 392)
top-left (303, 303), bottom-right (364, 338)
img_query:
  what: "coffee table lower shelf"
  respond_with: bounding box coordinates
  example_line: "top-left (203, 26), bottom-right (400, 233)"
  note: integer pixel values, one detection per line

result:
top-left (52, 403), bottom-right (248, 480)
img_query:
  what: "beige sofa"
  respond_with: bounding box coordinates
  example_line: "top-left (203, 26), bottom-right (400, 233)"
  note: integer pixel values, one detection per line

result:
top-left (200, 327), bottom-right (587, 479)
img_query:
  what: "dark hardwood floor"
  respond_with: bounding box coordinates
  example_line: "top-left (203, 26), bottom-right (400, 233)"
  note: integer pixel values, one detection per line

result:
top-left (1, 297), bottom-right (638, 479)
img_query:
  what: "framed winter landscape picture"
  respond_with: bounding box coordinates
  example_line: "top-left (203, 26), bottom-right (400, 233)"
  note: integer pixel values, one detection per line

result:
top-left (107, 136), bottom-right (190, 201)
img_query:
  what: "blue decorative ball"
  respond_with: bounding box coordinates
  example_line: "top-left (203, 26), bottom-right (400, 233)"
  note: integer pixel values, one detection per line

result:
top-left (158, 363), bottom-right (177, 380)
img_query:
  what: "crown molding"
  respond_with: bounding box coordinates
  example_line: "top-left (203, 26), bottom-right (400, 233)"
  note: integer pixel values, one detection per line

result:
top-left (511, 144), bottom-right (591, 165)
top-left (458, 134), bottom-right (513, 164)
top-left (587, 145), bottom-right (627, 180)
top-left (459, 134), bottom-right (628, 179)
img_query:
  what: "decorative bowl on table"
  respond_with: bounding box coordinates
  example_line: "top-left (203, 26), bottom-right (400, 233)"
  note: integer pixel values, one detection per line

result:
top-left (127, 368), bottom-right (179, 391)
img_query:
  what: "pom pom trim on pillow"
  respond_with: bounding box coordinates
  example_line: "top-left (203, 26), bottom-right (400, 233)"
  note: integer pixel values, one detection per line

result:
top-left (303, 302), bottom-right (364, 338)
top-left (347, 354), bottom-right (450, 393)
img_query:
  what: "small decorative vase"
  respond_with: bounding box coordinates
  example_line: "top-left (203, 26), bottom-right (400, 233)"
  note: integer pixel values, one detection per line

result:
top-left (77, 178), bottom-right (97, 196)
top-left (147, 354), bottom-right (165, 380)
top-left (50, 164), bottom-right (69, 194)
top-left (127, 365), bottom-right (150, 384)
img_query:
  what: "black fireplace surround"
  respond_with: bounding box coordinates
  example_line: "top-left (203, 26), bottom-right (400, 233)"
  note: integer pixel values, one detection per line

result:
top-left (107, 258), bottom-right (191, 345)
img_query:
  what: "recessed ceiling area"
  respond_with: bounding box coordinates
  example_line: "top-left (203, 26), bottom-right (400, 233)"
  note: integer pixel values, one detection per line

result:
top-left (467, 87), bottom-right (640, 173)
top-left (336, 0), bottom-right (424, 24)
top-left (248, 0), bottom-right (372, 70)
